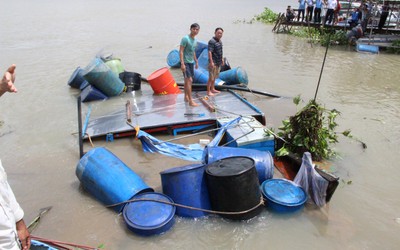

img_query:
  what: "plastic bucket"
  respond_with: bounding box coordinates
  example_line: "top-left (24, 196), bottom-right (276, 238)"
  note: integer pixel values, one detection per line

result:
top-left (67, 67), bottom-right (86, 89)
top-left (220, 57), bottom-right (231, 72)
top-left (219, 67), bottom-right (248, 85)
top-left (166, 49), bottom-right (181, 68)
top-left (75, 147), bottom-right (153, 212)
top-left (123, 192), bottom-right (175, 236)
top-left (103, 58), bottom-right (124, 76)
top-left (205, 156), bottom-right (263, 220)
top-left (195, 40), bottom-right (208, 58)
top-left (147, 67), bottom-right (181, 95)
top-left (80, 85), bottom-right (108, 103)
top-left (203, 146), bottom-right (273, 183)
top-left (82, 58), bottom-right (125, 97)
top-left (119, 71), bottom-right (141, 91)
top-left (160, 164), bottom-right (211, 218)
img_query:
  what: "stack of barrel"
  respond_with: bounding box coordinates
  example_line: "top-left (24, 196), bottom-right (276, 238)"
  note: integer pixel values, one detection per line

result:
top-left (76, 145), bottom-right (307, 236)
top-left (166, 41), bottom-right (249, 86)
top-left (67, 55), bottom-right (142, 102)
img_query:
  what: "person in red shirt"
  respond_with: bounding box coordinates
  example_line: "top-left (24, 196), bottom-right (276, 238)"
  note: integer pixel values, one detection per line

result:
top-left (334, 0), bottom-right (341, 24)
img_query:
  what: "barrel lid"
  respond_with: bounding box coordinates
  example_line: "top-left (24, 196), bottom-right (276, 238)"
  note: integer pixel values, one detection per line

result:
top-left (160, 164), bottom-right (203, 175)
top-left (261, 179), bottom-right (307, 206)
top-left (206, 156), bottom-right (255, 177)
top-left (123, 192), bottom-right (175, 231)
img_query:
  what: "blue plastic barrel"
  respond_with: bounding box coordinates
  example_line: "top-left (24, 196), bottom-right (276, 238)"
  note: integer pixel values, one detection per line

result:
top-left (76, 147), bottom-right (153, 212)
top-left (219, 67), bottom-right (248, 85)
top-left (160, 164), bottom-right (211, 217)
top-left (356, 44), bottom-right (379, 54)
top-left (79, 80), bottom-right (89, 90)
top-left (203, 146), bottom-right (273, 183)
top-left (193, 68), bottom-right (224, 85)
top-left (195, 40), bottom-right (208, 58)
top-left (197, 48), bottom-right (209, 69)
top-left (31, 240), bottom-right (58, 250)
top-left (193, 68), bottom-right (208, 84)
top-left (261, 179), bottom-right (307, 213)
top-left (68, 67), bottom-right (86, 89)
top-left (80, 84), bottom-right (108, 102)
top-left (166, 49), bottom-right (181, 68)
top-left (82, 58), bottom-right (125, 97)
top-left (123, 192), bottom-right (175, 236)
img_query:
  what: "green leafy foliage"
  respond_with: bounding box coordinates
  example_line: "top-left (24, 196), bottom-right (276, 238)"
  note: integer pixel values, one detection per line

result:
top-left (276, 97), bottom-right (341, 161)
top-left (254, 7), bottom-right (279, 24)
top-left (387, 39), bottom-right (400, 54)
top-left (291, 27), bottom-right (348, 46)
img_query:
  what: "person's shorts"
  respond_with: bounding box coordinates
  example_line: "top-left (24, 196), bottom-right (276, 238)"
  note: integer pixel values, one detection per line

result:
top-left (183, 63), bottom-right (194, 79)
top-left (208, 64), bottom-right (221, 80)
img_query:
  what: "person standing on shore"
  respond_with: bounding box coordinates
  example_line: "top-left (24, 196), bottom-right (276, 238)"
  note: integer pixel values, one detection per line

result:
top-left (333, 0), bottom-right (341, 25)
top-left (297, 0), bottom-right (306, 22)
top-left (378, 2), bottom-right (390, 30)
top-left (314, 0), bottom-right (323, 23)
top-left (180, 23), bottom-right (200, 107)
top-left (206, 27), bottom-right (224, 97)
top-left (324, 0), bottom-right (337, 26)
top-left (306, 0), bottom-right (314, 22)
top-left (0, 64), bottom-right (31, 250)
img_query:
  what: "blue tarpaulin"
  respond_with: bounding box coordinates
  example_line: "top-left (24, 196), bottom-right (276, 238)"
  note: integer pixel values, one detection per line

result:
top-left (137, 117), bottom-right (242, 161)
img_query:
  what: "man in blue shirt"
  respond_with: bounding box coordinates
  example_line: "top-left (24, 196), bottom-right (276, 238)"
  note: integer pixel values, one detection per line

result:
top-left (180, 23), bottom-right (200, 107)
top-left (297, 0), bottom-right (306, 22)
top-left (314, 0), bottom-right (323, 23)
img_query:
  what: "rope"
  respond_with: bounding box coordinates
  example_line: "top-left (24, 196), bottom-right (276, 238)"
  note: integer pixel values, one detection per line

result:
top-left (31, 235), bottom-right (97, 250)
top-left (106, 196), bottom-right (265, 216)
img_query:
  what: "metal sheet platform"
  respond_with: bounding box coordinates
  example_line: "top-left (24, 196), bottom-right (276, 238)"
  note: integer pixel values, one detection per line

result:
top-left (82, 84), bottom-right (265, 140)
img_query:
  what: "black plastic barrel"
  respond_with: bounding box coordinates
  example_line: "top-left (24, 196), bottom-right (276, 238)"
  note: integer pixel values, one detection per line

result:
top-left (119, 71), bottom-right (141, 92)
top-left (205, 156), bottom-right (263, 220)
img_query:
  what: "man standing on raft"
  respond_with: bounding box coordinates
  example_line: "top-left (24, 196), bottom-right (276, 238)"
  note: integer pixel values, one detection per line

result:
top-left (207, 27), bottom-right (224, 96)
top-left (180, 23), bottom-right (200, 107)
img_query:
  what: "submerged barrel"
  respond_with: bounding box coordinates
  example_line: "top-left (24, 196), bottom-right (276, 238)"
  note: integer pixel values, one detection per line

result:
top-left (203, 146), bottom-right (273, 183)
top-left (205, 156), bottom-right (263, 220)
top-left (122, 192), bottom-right (175, 236)
top-left (119, 71), bottom-right (141, 91)
top-left (68, 67), bottom-right (87, 89)
top-left (75, 147), bottom-right (153, 212)
top-left (103, 58), bottom-right (124, 76)
top-left (166, 49), bottom-right (181, 68)
top-left (147, 67), bottom-right (181, 95)
top-left (356, 44), bottom-right (379, 54)
top-left (219, 67), bottom-right (248, 85)
top-left (160, 164), bottom-right (211, 218)
top-left (80, 84), bottom-right (108, 102)
top-left (82, 58), bottom-right (125, 97)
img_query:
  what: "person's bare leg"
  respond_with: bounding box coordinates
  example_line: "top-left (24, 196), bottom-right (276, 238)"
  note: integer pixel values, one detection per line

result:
top-left (187, 77), bottom-right (198, 106)
top-left (211, 81), bottom-right (220, 94)
top-left (207, 77), bottom-right (214, 96)
top-left (184, 77), bottom-right (189, 102)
